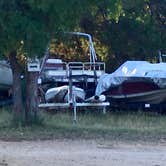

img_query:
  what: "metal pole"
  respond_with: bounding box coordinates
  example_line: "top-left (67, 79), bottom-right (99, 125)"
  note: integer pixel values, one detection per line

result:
top-left (68, 67), bottom-right (77, 122)
top-left (73, 95), bottom-right (77, 123)
top-left (64, 32), bottom-right (97, 63)
top-left (103, 107), bottom-right (106, 114)
top-left (68, 68), bottom-right (73, 104)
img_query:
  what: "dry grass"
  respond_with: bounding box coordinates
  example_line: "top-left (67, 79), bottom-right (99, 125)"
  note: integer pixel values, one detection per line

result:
top-left (0, 107), bottom-right (166, 142)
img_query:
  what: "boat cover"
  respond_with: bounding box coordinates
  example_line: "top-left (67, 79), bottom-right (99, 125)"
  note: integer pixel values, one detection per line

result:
top-left (96, 61), bottom-right (166, 95)
top-left (0, 61), bottom-right (13, 90)
top-left (45, 85), bottom-right (85, 102)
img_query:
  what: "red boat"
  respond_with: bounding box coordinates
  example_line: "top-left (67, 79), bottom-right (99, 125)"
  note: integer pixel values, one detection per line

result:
top-left (96, 61), bottom-right (166, 104)
top-left (103, 80), bottom-right (166, 104)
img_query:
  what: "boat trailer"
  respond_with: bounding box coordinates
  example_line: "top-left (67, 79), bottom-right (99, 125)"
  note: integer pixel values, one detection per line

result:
top-left (38, 68), bottom-right (110, 122)
top-left (38, 101), bottom-right (109, 122)
top-left (38, 32), bottom-right (110, 122)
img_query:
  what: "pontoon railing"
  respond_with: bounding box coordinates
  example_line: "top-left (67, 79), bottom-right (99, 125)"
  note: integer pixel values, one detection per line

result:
top-left (43, 61), bottom-right (105, 79)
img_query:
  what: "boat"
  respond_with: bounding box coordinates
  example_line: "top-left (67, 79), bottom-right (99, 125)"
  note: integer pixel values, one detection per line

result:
top-left (38, 32), bottom-right (110, 113)
top-left (0, 61), bottom-right (13, 100)
top-left (0, 61), bottom-right (13, 91)
top-left (39, 32), bottom-right (106, 101)
top-left (96, 61), bottom-right (166, 104)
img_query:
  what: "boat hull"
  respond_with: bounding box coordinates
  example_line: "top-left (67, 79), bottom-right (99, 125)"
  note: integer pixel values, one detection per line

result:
top-left (106, 88), bottom-right (166, 104)
top-left (0, 62), bottom-right (13, 91)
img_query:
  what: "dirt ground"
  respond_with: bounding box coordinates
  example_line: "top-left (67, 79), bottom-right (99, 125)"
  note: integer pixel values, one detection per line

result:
top-left (0, 139), bottom-right (165, 166)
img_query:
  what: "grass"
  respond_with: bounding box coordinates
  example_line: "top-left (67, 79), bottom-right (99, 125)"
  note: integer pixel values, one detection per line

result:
top-left (0, 107), bottom-right (166, 142)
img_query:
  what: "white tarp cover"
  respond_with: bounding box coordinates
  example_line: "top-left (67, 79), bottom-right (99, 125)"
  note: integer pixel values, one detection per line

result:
top-left (96, 61), bottom-right (166, 95)
top-left (45, 85), bottom-right (85, 102)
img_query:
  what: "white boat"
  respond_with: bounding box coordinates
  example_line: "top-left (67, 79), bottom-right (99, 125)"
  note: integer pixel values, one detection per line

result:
top-left (40, 32), bottom-right (106, 99)
top-left (0, 61), bottom-right (13, 91)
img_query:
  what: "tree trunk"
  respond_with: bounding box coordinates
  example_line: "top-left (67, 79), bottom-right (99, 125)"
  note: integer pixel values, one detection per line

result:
top-left (8, 51), bottom-right (24, 124)
top-left (25, 71), bottom-right (39, 124)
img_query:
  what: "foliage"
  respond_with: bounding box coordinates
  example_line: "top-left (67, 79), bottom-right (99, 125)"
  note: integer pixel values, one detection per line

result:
top-left (48, 0), bottom-right (166, 72)
top-left (0, 0), bottom-right (88, 57)
top-left (0, 0), bottom-right (165, 68)
top-left (78, 0), bottom-right (166, 71)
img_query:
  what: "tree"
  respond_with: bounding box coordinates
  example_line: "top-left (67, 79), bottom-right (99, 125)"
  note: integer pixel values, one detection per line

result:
top-left (79, 0), bottom-right (166, 71)
top-left (0, 0), bottom-right (91, 125)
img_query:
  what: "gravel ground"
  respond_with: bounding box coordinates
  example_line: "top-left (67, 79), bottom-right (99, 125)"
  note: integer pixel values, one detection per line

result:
top-left (0, 139), bottom-right (165, 166)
